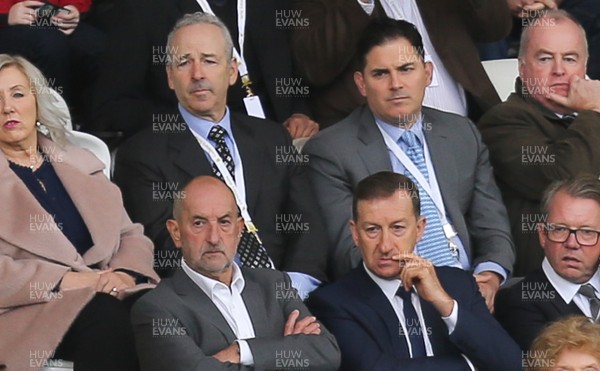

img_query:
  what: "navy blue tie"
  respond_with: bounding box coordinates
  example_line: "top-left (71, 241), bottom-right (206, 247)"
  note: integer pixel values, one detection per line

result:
top-left (397, 288), bottom-right (427, 357)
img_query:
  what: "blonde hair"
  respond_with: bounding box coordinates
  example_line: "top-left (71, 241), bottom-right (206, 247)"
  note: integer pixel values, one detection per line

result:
top-left (0, 54), bottom-right (68, 146)
top-left (527, 316), bottom-right (600, 371)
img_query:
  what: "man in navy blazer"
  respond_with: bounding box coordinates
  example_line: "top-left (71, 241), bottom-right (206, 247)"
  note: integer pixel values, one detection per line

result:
top-left (308, 172), bottom-right (521, 371)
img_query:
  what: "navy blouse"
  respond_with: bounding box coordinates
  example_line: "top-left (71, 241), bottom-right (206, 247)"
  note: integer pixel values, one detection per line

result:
top-left (10, 158), bottom-right (94, 255)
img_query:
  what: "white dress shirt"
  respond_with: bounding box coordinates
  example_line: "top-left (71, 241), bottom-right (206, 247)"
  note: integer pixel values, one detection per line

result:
top-left (358, 0), bottom-right (468, 116)
top-left (364, 264), bottom-right (475, 369)
top-left (182, 260), bottom-right (256, 365)
top-left (542, 258), bottom-right (600, 319)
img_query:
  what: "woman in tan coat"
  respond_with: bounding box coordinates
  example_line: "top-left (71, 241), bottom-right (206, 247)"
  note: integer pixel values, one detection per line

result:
top-left (0, 54), bottom-right (159, 370)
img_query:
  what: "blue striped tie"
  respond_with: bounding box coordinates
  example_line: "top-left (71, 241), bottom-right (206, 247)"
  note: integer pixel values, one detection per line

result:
top-left (400, 131), bottom-right (457, 266)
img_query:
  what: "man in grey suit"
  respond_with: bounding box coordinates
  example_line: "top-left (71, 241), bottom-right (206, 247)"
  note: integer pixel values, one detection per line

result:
top-left (131, 176), bottom-right (341, 371)
top-left (304, 18), bottom-right (515, 310)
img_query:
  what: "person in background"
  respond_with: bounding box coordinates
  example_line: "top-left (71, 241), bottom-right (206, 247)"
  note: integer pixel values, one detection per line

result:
top-left (0, 0), bottom-right (105, 127)
top-left (478, 10), bottom-right (600, 276)
top-left (526, 316), bottom-right (600, 371)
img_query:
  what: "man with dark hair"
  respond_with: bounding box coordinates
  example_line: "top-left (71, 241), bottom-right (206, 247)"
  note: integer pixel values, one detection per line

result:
top-left (290, 0), bottom-right (511, 127)
top-left (304, 18), bottom-right (514, 310)
top-left (132, 176), bottom-right (341, 370)
top-left (308, 171), bottom-right (521, 371)
top-left (496, 174), bottom-right (600, 350)
top-left (478, 9), bottom-right (600, 276)
top-left (114, 13), bottom-right (329, 295)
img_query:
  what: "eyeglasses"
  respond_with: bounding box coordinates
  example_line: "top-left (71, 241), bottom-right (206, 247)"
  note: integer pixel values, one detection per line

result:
top-left (544, 223), bottom-right (600, 246)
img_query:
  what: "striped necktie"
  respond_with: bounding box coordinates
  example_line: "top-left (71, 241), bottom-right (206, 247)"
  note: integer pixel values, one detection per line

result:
top-left (579, 284), bottom-right (600, 323)
top-left (400, 130), bottom-right (457, 266)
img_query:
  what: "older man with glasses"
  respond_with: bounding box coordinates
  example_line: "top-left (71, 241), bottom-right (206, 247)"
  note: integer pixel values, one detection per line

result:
top-left (495, 174), bottom-right (600, 351)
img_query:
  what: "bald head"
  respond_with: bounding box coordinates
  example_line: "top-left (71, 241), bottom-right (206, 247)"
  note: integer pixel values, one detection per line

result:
top-left (167, 176), bottom-right (243, 284)
top-left (172, 176), bottom-right (239, 221)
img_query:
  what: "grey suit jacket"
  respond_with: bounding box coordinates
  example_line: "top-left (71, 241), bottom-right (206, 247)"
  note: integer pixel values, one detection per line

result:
top-left (303, 105), bottom-right (515, 279)
top-left (132, 268), bottom-right (341, 371)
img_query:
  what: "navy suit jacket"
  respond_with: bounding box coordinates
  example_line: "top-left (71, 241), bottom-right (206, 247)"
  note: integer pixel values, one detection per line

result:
top-left (495, 268), bottom-right (585, 350)
top-left (308, 266), bottom-right (521, 371)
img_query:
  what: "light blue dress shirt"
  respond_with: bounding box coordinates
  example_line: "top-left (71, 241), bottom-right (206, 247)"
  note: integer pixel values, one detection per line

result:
top-left (375, 114), bottom-right (507, 281)
top-left (179, 104), bottom-right (321, 297)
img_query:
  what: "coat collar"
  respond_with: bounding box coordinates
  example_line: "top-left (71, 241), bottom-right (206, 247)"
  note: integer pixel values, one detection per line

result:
top-left (0, 134), bottom-right (121, 268)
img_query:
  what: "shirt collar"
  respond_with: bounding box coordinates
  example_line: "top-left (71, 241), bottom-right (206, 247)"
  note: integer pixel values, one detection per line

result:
top-left (178, 104), bottom-right (233, 141)
top-left (181, 259), bottom-right (245, 298)
top-left (363, 263), bottom-right (403, 301)
top-left (374, 113), bottom-right (425, 146)
top-left (542, 258), bottom-right (600, 303)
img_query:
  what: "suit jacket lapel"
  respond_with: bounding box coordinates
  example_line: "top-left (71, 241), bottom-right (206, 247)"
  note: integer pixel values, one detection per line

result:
top-left (422, 110), bottom-right (458, 216)
top-left (356, 107), bottom-right (393, 174)
top-left (241, 277), bottom-right (270, 337)
top-left (535, 270), bottom-right (586, 316)
top-left (354, 267), bottom-right (409, 356)
top-left (171, 128), bottom-right (214, 179)
top-left (230, 114), bottom-right (261, 216)
top-left (419, 299), bottom-right (448, 354)
top-left (171, 270), bottom-right (238, 342)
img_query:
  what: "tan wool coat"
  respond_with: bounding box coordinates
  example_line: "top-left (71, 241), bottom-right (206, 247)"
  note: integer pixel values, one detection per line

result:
top-left (0, 134), bottom-right (160, 370)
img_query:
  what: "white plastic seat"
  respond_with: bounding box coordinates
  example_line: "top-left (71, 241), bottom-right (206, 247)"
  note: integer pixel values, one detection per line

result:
top-left (481, 58), bottom-right (519, 101)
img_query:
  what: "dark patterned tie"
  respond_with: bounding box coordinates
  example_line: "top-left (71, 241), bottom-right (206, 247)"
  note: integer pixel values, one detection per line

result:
top-left (207, 125), bottom-right (273, 269)
top-left (397, 288), bottom-right (427, 357)
top-left (579, 284), bottom-right (600, 323)
top-left (208, 125), bottom-right (235, 181)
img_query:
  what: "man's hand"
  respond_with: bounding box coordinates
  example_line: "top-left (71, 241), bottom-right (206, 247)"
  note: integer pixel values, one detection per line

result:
top-left (7, 1), bottom-right (43, 25)
top-left (284, 113), bottom-right (319, 139)
top-left (546, 75), bottom-right (600, 114)
top-left (52, 5), bottom-right (79, 35)
top-left (396, 254), bottom-right (454, 317)
top-left (283, 309), bottom-right (321, 336)
top-left (212, 342), bottom-right (241, 364)
top-left (474, 271), bottom-right (501, 313)
top-left (96, 270), bottom-right (136, 297)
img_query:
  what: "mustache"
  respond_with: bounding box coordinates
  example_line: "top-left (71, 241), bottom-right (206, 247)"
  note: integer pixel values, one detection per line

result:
top-left (188, 80), bottom-right (213, 94)
top-left (201, 243), bottom-right (226, 254)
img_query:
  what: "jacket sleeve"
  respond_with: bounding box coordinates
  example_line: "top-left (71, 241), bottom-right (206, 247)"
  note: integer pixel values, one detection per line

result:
top-left (245, 272), bottom-right (341, 370)
top-left (308, 291), bottom-right (471, 371)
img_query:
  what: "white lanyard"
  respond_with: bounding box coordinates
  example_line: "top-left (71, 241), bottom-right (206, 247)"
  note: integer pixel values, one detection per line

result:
top-left (196, 0), bottom-right (249, 76)
top-left (190, 130), bottom-right (262, 241)
top-left (376, 125), bottom-right (458, 241)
